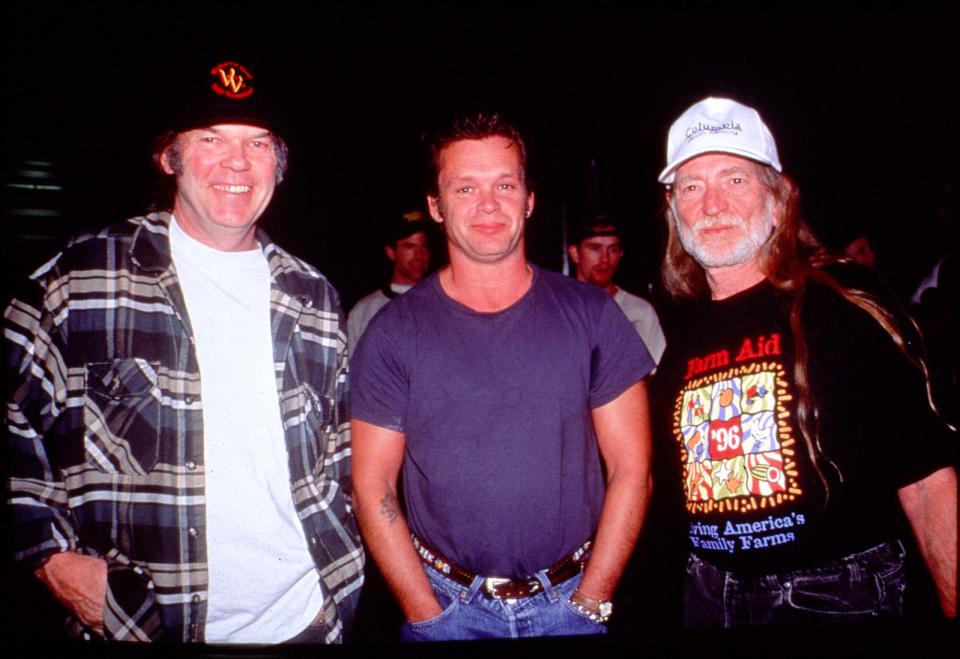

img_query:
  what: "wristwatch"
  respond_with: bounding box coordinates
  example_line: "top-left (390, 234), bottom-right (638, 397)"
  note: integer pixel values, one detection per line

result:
top-left (569, 589), bottom-right (613, 624)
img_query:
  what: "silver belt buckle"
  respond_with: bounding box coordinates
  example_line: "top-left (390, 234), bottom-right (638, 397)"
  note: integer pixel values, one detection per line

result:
top-left (483, 576), bottom-right (511, 599)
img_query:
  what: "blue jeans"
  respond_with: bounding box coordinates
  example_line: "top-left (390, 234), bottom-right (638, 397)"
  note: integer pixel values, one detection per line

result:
top-left (401, 564), bottom-right (607, 642)
top-left (683, 540), bottom-right (906, 629)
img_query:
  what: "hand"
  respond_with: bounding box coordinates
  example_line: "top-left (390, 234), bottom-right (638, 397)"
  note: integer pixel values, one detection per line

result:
top-left (406, 599), bottom-right (444, 623)
top-left (34, 552), bottom-right (107, 636)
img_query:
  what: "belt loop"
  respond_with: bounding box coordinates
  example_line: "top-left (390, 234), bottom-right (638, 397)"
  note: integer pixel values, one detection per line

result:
top-left (464, 574), bottom-right (485, 604)
top-left (535, 569), bottom-right (560, 603)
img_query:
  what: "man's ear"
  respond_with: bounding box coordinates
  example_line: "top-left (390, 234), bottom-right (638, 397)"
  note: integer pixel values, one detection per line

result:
top-left (384, 245), bottom-right (396, 262)
top-left (159, 148), bottom-right (177, 176)
top-left (427, 195), bottom-right (444, 223)
top-left (567, 244), bottom-right (580, 267)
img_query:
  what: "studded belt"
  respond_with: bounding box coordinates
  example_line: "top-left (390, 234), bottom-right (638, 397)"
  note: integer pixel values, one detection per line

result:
top-left (412, 534), bottom-right (591, 599)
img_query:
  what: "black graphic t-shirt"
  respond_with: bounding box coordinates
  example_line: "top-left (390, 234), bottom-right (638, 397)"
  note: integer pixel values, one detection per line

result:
top-left (653, 274), bottom-right (954, 576)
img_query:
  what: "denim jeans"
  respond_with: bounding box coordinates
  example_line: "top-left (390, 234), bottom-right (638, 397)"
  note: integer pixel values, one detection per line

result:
top-left (401, 564), bottom-right (607, 642)
top-left (683, 540), bottom-right (906, 629)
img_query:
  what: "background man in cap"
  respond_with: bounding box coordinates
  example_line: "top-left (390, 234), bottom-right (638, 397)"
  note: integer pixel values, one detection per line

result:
top-left (568, 216), bottom-right (666, 365)
top-left (4, 59), bottom-right (363, 643)
top-left (349, 112), bottom-right (654, 641)
top-left (347, 210), bottom-right (431, 349)
top-left (653, 97), bottom-right (956, 627)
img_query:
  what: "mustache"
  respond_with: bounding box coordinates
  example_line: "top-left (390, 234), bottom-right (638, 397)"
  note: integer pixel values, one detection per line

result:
top-left (692, 214), bottom-right (748, 233)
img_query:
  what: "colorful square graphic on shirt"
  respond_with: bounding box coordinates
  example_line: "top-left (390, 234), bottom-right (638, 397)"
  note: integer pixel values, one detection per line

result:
top-left (676, 365), bottom-right (798, 513)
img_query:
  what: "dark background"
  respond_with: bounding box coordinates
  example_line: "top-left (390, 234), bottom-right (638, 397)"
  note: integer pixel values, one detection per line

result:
top-left (4, 2), bottom-right (956, 305)
top-left (2, 1), bottom-right (956, 655)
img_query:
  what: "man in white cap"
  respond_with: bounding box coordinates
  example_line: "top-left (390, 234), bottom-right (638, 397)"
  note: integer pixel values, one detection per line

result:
top-left (652, 97), bottom-right (956, 627)
top-left (4, 58), bottom-right (363, 643)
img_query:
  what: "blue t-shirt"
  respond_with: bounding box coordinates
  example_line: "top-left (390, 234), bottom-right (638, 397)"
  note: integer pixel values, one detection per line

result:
top-left (351, 266), bottom-right (654, 577)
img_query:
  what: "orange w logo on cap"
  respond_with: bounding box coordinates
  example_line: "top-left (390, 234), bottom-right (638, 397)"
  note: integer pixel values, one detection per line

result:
top-left (210, 61), bottom-right (254, 99)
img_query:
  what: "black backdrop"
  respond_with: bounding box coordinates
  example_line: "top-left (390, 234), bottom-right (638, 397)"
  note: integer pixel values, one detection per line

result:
top-left (2, 2), bottom-right (956, 655)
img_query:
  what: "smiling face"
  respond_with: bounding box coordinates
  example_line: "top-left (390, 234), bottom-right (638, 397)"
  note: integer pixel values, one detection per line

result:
top-left (162, 124), bottom-right (278, 251)
top-left (427, 136), bottom-right (534, 265)
top-left (671, 153), bottom-right (777, 274)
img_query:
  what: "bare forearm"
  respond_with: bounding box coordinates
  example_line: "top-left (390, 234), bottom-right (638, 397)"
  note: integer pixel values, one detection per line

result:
top-left (578, 469), bottom-right (652, 600)
top-left (355, 484), bottom-right (442, 621)
top-left (898, 466), bottom-right (957, 617)
top-left (579, 380), bottom-right (654, 601)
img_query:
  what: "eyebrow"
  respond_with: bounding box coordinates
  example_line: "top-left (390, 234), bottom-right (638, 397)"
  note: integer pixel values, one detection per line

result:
top-left (204, 127), bottom-right (273, 139)
top-left (718, 166), bottom-right (749, 177)
top-left (452, 170), bottom-right (519, 179)
top-left (676, 166), bottom-right (749, 185)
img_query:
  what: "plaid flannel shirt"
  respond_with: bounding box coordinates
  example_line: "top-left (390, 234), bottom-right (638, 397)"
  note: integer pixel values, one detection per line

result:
top-left (5, 213), bottom-right (364, 642)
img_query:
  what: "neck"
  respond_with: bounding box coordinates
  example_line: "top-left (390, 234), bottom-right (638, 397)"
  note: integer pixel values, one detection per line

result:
top-left (391, 273), bottom-right (417, 286)
top-left (172, 206), bottom-right (259, 253)
top-left (575, 274), bottom-right (617, 297)
top-left (706, 261), bottom-right (766, 300)
top-left (441, 249), bottom-right (533, 312)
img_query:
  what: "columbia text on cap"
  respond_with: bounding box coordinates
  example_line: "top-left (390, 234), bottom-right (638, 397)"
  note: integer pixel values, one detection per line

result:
top-left (659, 97), bottom-right (781, 184)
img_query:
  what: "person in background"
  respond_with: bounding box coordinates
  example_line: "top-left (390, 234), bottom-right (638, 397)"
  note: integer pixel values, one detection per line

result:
top-left (348, 211), bottom-right (430, 349)
top-left (568, 216), bottom-right (666, 365)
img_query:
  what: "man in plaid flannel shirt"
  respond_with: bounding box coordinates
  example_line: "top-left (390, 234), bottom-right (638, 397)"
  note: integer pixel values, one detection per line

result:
top-left (4, 59), bottom-right (363, 643)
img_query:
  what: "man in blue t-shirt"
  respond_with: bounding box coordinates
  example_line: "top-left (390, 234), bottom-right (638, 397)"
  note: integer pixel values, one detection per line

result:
top-left (351, 113), bottom-right (655, 641)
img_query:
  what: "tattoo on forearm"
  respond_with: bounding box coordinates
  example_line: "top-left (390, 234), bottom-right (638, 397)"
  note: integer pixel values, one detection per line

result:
top-left (380, 493), bottom-right (400, 525)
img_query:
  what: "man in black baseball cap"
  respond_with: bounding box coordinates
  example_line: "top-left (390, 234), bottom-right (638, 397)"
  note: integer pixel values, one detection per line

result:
top-left (567, 215), bottom-right (666, 365)
top-left (347, 210), bottom-right (431, 349)
top-left (5, 58), bottom-right (363, 644)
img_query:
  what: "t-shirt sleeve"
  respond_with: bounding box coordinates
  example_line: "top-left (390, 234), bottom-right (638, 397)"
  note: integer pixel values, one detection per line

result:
top-left (808, 279), bottom-right (956, 489)
top-left (348, 316), bottom-right (408, 432)
top-left (588, 295), bottom-right (656, 408)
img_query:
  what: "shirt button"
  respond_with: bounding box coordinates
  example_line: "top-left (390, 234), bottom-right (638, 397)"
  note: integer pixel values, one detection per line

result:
top-left (185, 460), bottom-right (197, 471)
top-left (188, 527), bottom-right (199, 538)
top-left (191, 594), bottom-right (201, 604)
top-left (184, 395), bottom-right (194, 404)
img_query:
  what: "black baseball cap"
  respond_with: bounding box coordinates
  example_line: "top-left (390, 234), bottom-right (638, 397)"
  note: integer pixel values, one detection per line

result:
top-left (385, 210), bottom-right (431, 246)
top-left (571, 213), bottom-right (623, 245)
top-left (164, 58), bottom-right (284, 137)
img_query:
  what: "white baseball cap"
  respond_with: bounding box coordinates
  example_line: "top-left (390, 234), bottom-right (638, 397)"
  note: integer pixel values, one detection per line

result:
top-left (658, 97), bottom-right (781, 184)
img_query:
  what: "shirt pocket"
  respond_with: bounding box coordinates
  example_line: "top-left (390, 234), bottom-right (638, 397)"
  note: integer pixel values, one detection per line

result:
top-left (84, 358), bottom-right (161, 474)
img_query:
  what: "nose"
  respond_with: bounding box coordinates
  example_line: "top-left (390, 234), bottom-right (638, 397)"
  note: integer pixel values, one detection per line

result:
top-left (478, 190), bottom-right (500, 214)
top-left (222, 140), bottom-right (250, 171)
top-left (702, 183), bottom-right (728, 216)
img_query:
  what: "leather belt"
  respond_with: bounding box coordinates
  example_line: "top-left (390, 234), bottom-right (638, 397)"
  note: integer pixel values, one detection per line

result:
top-left (412, 534), bottom-right (591, 600)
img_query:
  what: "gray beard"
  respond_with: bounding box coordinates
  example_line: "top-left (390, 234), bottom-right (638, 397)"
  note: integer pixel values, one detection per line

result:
top-left (673, 197), bottom-right (775, 269)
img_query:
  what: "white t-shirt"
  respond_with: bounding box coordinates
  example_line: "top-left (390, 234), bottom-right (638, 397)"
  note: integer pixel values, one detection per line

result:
top-left (347, 282), bottom-right (412, 350)
top-left (614, 287), bottom-right (667, 365)
top-left (170, 218), bottom-right (321, 643)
